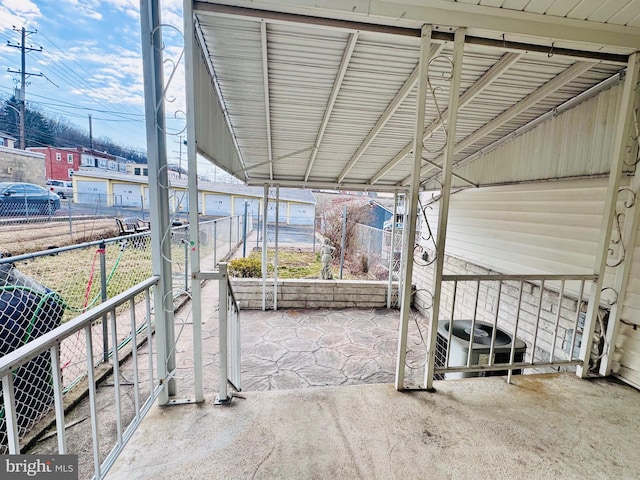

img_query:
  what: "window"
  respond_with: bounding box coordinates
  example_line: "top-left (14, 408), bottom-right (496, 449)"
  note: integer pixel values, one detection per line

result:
top-left (24, 185), bottom-right (42, 194)
top-left (55, 152), bottom-right (61, 161)
top-left (68, 169), bottom-right (74, 178)
top-left (10, 184), bottom-right (26, 195)
top-left (67, 154), bottom-right (74, 164)
top-left (134, 168), bottom-right (141, 175)
top-left (143, 168), bottom-right (148, 176)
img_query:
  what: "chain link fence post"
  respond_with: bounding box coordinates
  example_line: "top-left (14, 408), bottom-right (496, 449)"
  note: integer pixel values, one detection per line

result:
top-left (99, 241), bottom-right (109, 362)
top-left (68, 196), bottom-right (73, 237)
top-left (213, 220), bottom-right (217, 265)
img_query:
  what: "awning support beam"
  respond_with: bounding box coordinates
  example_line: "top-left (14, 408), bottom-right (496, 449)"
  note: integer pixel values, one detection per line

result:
top-left (401, 61), bottom-right (594, 185)
top-left (305, 32), bottom-right (358, 181)
top-left (395, 24), bottom-right (432, 390)
top-left (579, 52), bottom-right (640, 378)
top-left (183, 0), bottom-right (204, 403)
top-left (370, 52), bottom-right (521, 185)
top-left (261, 22), bottom-right (274, 180)
top-left (336, 44), bottom-right (443, 184)
top-left (423, 27), bottom-right (466, 390)
top-left (140, 0), bottom-right (175, 403)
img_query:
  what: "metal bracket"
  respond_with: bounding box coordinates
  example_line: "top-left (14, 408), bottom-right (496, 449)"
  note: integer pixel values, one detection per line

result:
top-left (165, 398), bottom-right (199, 405)
top-left (214, 393), bottom-right (234, 405)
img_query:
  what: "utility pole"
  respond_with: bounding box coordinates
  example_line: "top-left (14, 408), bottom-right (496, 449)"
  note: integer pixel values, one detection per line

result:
top-left (88, 114), bottom-right (94, 149)
top-left (7, 27), bottom-right (43, 150)
top-left (173, 135), bottom-right (187, 179)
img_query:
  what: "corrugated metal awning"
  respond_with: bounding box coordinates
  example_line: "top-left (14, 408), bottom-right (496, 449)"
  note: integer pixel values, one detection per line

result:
top-left (189, 1), bottom-right (638, 191)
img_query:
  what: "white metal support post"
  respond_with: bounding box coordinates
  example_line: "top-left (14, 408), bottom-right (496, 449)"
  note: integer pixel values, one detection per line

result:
top-left (423, 28), bottom-right (466, 390)
top-left (140, 0), bottom-right (176, 403)
top-left (216, 263), bottom-right (229, 404)
top-left (579, 52), bottom-right (640, 378)
top-left (274, 185), bottom-right (279, 310)
top-left (601, 80), bottom-right (640, 376)
top-left (395, 25), bottom-right (432, 390)
top-left (387, 191), bottom-right (398, 308)
top-left (183, 0), bottom-right (204, 402)
top-left (398, 193), bottom-right (407, 306)
top-left (262, 184), bottom-right (268, 310)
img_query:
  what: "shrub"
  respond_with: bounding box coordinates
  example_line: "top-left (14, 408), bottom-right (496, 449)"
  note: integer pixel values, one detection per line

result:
top-left (228, 257), bottom-right (262, 278)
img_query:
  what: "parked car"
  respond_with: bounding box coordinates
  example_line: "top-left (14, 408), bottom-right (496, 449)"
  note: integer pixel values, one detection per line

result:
top-left (46, 179), bottom-right (73, 199)
top-left (0, 182), bottom-right (61, 216)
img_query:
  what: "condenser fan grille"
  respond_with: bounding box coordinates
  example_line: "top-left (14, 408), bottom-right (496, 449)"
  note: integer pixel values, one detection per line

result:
top-left (444, 320), bottom-right (512, 346)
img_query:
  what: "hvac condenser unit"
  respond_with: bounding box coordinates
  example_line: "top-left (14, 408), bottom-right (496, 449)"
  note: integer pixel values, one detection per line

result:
top-left (435, 320), bottom-right (527, 379)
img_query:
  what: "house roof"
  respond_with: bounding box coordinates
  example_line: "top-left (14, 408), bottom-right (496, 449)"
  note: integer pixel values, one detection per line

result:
top-left (72, 170), bottom-right (316, 204)
top-left (0, 132), bottom-right (16, 141)
top-left (189, 1), bottom-right (637, 192)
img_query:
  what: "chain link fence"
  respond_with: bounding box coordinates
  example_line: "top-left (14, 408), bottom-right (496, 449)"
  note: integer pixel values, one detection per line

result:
top-left (0, 212), bottom-right (253, 452)
top-left (198, 215), bottom-right (253, 269)
top-left (352, 223), bottom-right (404, 280)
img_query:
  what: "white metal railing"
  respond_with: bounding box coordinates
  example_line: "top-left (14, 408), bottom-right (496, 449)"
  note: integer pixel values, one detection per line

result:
top-left (0, 276), bottom-right (162, 479)
top-left (193, 263), bottom-right (241, 405)
top-left (429, 273), bottom-right (597, 383)
top-left (219, 263), bottom-right (241, 402)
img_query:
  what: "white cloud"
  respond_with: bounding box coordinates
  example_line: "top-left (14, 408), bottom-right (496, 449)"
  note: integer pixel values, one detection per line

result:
top-left (63, 0), bottom-right (103, 21)
top-left (66, 46), bottom-right (146, 107)
top-left (0, 0), bottom-right (41, 29)
top-left (102, 0), bottom-right (181, 27)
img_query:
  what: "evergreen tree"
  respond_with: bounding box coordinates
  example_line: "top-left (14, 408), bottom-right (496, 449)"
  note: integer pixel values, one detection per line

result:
top-left (0, 97), bottom-right (147, 163)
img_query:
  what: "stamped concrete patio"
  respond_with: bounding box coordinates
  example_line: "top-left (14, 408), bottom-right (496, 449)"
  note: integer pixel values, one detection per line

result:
top-left (241, 308), bottom-right (406, 390)
top-left (174, 277), bottom-right (428, 397)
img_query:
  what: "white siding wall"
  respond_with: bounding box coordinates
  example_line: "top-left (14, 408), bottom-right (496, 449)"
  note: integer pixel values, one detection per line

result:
top-left (423, 178), bottom-right (608, 277)
top-left (617, 221), bottom-right (640, 387)
top-left (420, 170), bottom-right (640, 387)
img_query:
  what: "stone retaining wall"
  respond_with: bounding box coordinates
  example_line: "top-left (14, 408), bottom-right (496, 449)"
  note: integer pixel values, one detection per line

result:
top-left (231, 278), bottom-right (403, 310)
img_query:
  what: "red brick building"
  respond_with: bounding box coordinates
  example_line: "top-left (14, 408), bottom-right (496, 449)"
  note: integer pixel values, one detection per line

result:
top-left (28, 146), bottom-right (81, 181)
top-left (28, 147), bottom-right (127, 181)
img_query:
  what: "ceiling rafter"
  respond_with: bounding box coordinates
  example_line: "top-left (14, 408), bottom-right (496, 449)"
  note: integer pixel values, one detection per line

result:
top-left (336, 43), bottom-right (444, 184)
top-left (261, 21), bottom-right (274, 180)
top-left (370, 51), bottom-right (522, 185)
top-left (399, 61), bottom-right (594, 186)
top-left (304, 32), bottom-right (359, 182)
top-left (421, 71), bottom-right (626, 188)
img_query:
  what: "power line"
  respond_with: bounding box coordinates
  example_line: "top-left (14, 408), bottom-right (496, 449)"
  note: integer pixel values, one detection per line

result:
top-left (0, 86), bottom-right (145, 119)
top-left (36, 29), bottom-right (142, 118)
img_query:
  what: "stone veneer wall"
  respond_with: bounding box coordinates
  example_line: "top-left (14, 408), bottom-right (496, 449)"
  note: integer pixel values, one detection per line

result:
top-left (231, 279), bottom-right (402, 310)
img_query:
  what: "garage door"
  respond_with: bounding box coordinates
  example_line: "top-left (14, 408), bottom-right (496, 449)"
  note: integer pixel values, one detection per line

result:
top-left (204, 194), bottom-right (231, 216)
top-left (170, 189), bottom-right (189, 214)
top-left (113, 183), bottom-right (142, 207)
top-left (266, 201), bottom-right (287, 223)
top-left (233, 197), bottom-right (260, 219)
top-left (75, 180), bottom-right (108, 204)
top-left (288, 203), bottom-right (314, 225)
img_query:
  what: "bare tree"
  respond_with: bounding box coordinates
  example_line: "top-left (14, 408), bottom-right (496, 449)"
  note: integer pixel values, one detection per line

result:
top-left (316, 193), bottom-right (373, 271)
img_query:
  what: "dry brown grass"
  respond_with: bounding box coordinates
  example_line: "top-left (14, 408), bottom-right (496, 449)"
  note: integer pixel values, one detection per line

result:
top-left (0, 218), bottom-right (119, 257)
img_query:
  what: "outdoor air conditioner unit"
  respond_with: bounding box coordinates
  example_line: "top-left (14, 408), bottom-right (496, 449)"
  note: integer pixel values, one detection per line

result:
top-left (435, 319), bottom-right (527, 380)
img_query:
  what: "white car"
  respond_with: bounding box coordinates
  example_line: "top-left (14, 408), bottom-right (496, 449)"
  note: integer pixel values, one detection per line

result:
top-left (46, 180), bottom-right (73, 199)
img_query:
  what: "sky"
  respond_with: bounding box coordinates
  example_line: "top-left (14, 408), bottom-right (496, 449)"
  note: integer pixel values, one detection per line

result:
top-left (0, 0), bottom-right (186, 161)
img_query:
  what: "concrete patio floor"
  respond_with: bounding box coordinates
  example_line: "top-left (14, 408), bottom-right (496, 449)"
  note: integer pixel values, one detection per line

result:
top-left (104, 279), bottom-right (640, 480)
top-left (106, 373), bottom-right (640, 479)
